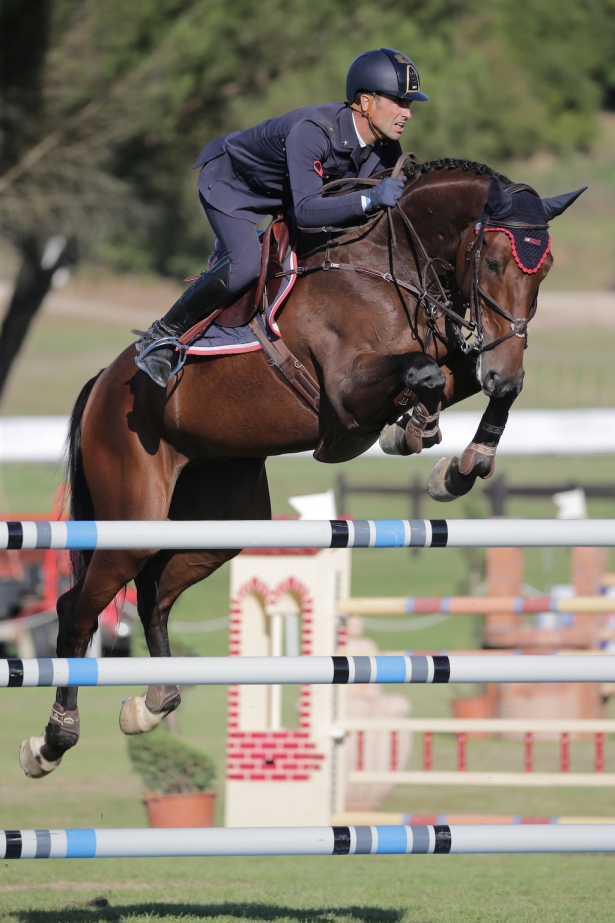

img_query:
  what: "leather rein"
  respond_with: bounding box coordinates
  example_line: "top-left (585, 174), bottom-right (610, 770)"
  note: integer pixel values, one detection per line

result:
top-left (287, 157), bottom-right (541, 357)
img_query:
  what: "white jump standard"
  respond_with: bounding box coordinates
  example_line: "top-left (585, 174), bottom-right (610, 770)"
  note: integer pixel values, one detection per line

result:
top-left (3, 825), bottom-right (615, 859)
top-left (3, 518), bottom-right (615, 549)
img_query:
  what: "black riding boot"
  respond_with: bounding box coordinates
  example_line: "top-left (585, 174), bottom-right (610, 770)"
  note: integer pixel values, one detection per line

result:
top-left (134, 253), bottom-right (232, 387)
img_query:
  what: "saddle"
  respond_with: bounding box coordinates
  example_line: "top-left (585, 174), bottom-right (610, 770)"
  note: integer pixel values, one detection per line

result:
top-left (180, 216), bottom-right (291, 342)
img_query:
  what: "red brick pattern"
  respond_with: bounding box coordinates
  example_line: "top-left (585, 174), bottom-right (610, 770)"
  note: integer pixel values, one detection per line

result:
top-left (226, 575), bottom-right (324, 780)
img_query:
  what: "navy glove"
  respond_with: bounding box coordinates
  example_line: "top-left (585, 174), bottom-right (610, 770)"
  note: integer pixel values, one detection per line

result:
top-left (362, 176), bottom-right (407, 214)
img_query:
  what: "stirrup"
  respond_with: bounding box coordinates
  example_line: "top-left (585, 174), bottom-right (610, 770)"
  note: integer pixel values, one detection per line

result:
top-left (132, 330), bottom-right (188, 380)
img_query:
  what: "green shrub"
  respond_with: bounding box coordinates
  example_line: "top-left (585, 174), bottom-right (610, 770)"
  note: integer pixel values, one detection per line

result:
top-left (127, 730), bottom-right (216, 795)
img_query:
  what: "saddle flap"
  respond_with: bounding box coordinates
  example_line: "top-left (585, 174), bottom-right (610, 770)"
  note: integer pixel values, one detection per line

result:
top-left (216, 290), bottom-right (257, 328)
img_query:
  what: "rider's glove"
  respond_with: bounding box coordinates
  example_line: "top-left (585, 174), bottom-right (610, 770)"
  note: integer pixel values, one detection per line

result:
top-left (361, 177), bottom-right (407, 215)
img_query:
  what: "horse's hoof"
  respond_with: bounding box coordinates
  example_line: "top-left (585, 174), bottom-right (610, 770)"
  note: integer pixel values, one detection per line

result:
top-left (427, 457), bottom-right (459, 502)
top-left (19, 735), bottom-right (62, 778)
top-left (119, 695), bottom-right (166, 735)
top-left (379, 422), bottom-right (411, 456)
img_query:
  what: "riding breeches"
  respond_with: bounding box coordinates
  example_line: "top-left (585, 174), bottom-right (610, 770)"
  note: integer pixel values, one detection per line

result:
top-left (200, 197), bottom-right (263, 295)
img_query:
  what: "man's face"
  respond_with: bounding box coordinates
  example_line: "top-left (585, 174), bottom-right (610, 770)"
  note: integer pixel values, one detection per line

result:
top-left (361, 92), bottom-right (411, 141)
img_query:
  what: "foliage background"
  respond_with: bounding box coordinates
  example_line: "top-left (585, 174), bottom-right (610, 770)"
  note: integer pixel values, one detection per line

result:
top-left (3, 0), bottom-right (615, 277)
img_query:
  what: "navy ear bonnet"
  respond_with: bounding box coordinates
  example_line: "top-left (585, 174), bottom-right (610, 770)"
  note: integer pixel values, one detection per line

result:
top-left (480, 177), bottom-right (587, 274)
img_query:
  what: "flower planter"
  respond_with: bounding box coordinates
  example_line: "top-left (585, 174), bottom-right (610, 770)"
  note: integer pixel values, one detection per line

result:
top-left (143, 791), bottom-right (216, 828)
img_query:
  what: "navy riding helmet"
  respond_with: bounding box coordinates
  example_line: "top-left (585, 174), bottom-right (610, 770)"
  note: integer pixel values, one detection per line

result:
top-left (346, 48), bottom-right (429, 102)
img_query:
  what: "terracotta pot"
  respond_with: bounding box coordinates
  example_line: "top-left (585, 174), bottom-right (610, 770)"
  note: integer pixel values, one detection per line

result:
top-left (143, 791), bottom-right (216, 828)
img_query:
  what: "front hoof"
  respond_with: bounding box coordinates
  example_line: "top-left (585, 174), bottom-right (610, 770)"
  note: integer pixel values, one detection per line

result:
top-left (379, 422), bottom-right (411, 456)
top-left (20, 735), bottom-right (62, 778)
top-left (427, 457), bottom-right (461, 502)
top-left (119, 695), bottom-right (167, 735)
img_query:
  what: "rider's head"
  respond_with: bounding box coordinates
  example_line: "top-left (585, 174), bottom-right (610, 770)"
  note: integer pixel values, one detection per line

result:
top-left (346, 48), bottom-right (428, 144)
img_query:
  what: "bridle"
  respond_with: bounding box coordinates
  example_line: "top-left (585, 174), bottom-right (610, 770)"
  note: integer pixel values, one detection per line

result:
top-left (292, 162), bottom-right (544, 357)
top-left (461, 187), bottom-right (546, 354)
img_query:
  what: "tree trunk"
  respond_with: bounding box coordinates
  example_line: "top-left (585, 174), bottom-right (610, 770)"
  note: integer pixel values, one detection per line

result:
top-left (0, 234), bottom-right (72, 399)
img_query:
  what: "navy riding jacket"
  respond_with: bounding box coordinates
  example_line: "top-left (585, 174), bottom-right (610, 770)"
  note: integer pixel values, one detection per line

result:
top-left (193, 103), bottom-right (402, 227)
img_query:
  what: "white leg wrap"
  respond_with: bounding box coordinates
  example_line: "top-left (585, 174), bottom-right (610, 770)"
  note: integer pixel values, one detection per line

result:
top-left (19, 734), bottom-right (62, 778)
top-left (119, 695), bottom-right (167, 735)
top-left (427, 456), bottom-right (458, 502)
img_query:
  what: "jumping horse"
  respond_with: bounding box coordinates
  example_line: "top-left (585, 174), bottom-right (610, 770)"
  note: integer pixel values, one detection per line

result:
top-left (20, 155), bottom-right (584, 777)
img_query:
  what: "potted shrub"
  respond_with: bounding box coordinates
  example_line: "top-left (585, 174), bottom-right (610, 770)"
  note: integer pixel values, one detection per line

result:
top-left (127, 730), bottom-right (217, 828)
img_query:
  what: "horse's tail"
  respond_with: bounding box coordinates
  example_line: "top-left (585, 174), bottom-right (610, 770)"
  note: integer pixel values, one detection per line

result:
top-left (64, 370), bottom-right (104, 586)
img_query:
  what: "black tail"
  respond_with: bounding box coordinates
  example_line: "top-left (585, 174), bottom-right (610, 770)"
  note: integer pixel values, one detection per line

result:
top-left (64, 371), bottom-right (104, 586)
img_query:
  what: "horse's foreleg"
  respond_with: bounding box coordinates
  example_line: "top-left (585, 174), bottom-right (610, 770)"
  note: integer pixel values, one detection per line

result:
top-left (428, 390), bottom-right (517, 502)
top-left (20, 550), bottom-right (149, 778)
top-left (378, 354), bottom-right (447, 456)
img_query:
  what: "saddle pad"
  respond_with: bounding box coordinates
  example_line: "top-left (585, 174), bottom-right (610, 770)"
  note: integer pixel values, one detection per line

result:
top-left (186, 241), bottom-right (298, 357)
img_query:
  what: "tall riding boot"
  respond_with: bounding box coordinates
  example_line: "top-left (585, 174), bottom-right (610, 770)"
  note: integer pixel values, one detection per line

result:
top-left (134, 253), bottom-right (232, 387)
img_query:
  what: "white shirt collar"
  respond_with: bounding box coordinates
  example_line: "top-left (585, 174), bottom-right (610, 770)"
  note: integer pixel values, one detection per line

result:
top-left (351, 112), bottom-right (366, 148)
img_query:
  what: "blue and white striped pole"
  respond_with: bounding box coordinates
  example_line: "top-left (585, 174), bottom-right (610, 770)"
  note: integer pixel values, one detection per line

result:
top-left (3, 654), bottom-right (615, 687)
top-left (2, 519), bottom-right (615, 550)
top-left (2, 825), bottom-right (615, 859)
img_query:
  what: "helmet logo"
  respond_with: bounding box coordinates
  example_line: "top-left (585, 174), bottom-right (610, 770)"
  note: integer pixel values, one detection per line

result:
top-left (405, 63), bottom-right (420, 94)
top-left (394, 53), bottom-right (410, 63)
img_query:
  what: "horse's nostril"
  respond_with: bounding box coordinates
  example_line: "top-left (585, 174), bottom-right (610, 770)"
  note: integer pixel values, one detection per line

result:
top-left (483, 370), bottom-right (498, 393)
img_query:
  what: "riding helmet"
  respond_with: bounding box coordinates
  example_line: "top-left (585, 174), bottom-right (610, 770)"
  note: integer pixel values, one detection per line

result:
top-left (346, 48), bottom-right (429, 102)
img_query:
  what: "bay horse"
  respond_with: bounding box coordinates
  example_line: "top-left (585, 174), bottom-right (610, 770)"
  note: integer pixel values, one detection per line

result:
top-left (20, 158), bottom-right (584, 777)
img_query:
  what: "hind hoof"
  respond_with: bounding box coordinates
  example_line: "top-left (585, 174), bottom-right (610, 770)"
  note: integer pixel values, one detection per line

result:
top-left (119, 695), bottom-right (167, 735)
top-left (427, 457), bottom-right (459, 502)
top-left (20, 735), bottom-right (62, 778)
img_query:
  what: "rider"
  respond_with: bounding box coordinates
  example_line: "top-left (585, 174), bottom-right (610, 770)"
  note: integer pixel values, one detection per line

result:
top-left (136, 48), bottom-right (429, 386)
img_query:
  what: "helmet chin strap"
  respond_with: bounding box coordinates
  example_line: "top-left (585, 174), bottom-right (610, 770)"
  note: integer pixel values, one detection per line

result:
top-left (350, 95), bottom-right (387, 143)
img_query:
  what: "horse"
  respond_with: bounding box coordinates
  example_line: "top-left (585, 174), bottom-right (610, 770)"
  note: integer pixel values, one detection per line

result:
top-left (19, 157), bottom-right (585, 778)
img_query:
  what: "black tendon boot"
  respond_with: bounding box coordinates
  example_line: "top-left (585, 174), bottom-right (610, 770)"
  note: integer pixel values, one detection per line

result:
top-left (134, 253), bottom-right (232, 387)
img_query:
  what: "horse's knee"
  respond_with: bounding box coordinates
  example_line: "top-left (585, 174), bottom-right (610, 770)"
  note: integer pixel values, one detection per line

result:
top-left (403, 356), bottom-right (446, 394)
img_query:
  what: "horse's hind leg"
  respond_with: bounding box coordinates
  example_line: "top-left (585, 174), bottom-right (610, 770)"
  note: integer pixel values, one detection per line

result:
top-left (120, 457), bottom-right (271, 735)
top-left (20, 548), bottom-right (151, 778)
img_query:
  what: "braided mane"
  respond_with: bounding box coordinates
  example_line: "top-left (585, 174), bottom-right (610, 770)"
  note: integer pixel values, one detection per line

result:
top-left (403, 157), bottom-right (512, 185)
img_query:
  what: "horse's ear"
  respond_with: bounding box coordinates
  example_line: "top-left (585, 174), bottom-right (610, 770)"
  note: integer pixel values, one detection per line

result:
top-left (541, 187), bottom-right (587, 220)
top-left (485, 175), bottom-right (513, 218)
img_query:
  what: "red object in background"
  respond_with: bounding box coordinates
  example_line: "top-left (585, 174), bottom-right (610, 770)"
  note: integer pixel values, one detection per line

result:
top-left (457, 732), bottom-right (467, 771)
top-left (560, 732), bottom-right (570, 772)
top-left (524, 732), bottom-right (533, 772)
top-left (390, 731), bottom-right (398, 771)
top-left (595, 733), bottom-right (604, 773)
top-left (2, 485), bottom-right (136, 648)
top-left (423, 731), bottom-right (433, 770)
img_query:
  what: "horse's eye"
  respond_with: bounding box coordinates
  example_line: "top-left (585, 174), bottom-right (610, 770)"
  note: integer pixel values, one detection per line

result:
top-left (486, 258), bottom-right (499, 273)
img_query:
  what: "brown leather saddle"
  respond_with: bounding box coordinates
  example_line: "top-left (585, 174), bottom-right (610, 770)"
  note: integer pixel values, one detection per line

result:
top-left (180, 216), bottom-right (291, 342)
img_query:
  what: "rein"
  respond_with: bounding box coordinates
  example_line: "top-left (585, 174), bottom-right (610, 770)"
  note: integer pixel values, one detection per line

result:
top-left (282, 158), bottom-right (540, 356)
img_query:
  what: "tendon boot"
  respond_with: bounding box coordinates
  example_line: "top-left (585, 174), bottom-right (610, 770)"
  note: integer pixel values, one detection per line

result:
top-left (134, 253), bottom-right (232, 387)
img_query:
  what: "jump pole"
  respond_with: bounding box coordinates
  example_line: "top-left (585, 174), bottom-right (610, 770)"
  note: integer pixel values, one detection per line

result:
top-left (338, 596), bottom-right (615, 615)
top-left (4, 654), bottom-right (615, 686)
top-left (3, 825), bottom-right (615, 858)
top-left (3, 519), bottom-right (615, 549)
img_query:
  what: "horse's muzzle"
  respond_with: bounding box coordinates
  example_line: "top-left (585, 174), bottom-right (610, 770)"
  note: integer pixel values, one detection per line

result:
top-left (481, 368), bottom-right (524, 399)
